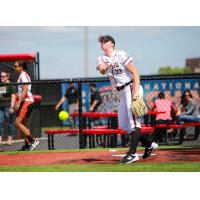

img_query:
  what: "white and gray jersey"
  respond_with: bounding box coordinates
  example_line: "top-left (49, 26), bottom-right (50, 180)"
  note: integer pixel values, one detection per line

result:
top-left (97, 49), bottom-right (133, 87)
top-left (97, 49), bottom-right (142, 132)
top-left (17, 71), bottom-right (34, 102)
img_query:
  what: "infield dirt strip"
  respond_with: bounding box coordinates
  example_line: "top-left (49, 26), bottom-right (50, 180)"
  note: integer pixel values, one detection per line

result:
top-left (0, 149), bottom-right (200, 166)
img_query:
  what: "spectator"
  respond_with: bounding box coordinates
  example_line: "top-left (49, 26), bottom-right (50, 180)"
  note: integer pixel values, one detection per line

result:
top-left (55, 82), bottom-right (78, 128)
top-left (176, 89), bottom-right (200, 144)
top-left (151, 92), bottom-right (177, 143)
top-left (88, 83), bottom-right (103, 146)
top-left (0, 71), bottom-right (16, 145)
top-left (176, 89), bottom-right (200, 124)
top-left (89, 83), bottom-right (102, 112)
top-left (89, 83), bottom-right (103, 126)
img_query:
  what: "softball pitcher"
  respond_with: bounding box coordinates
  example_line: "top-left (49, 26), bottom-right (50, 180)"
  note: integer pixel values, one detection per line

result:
top-left (97, 35), bottom-right (158, 164)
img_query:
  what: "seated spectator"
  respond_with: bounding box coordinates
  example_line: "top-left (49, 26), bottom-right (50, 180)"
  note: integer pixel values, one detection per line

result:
top-left (176, 89), bottom-right (200, 124)
top-left (176, 89), bottom-right (200, 144)
top-left (151, 92), bottom-right (177, 143)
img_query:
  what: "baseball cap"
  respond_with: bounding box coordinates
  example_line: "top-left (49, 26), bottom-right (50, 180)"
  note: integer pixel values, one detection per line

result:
top-left (98, 35), bottom-right (115, 45)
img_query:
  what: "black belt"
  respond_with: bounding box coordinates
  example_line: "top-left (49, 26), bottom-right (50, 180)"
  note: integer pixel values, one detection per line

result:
top-left (116, 80), bottom-right (133, 91)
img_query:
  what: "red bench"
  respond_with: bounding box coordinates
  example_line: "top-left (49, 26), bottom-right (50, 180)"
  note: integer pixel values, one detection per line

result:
top-left (155, 122), bottom-right (200, 129)
top-left (45, 121), bottom-right (200, 149)
top-left (45, 126), bottom-right (155, 135)
top-left (155, 122), bottom-right (200, 145)
top-left (45, 126), bottom-right (156, 150)
top-left (70, 111), bottom-right (165, 118)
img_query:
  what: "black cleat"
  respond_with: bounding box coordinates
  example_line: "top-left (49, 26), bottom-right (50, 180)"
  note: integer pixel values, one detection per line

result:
top-left (120, 153), bottom-right (139, 164)
top-left (28, 139), bottom-right (40, 151)
top-left (18, 144), bottom-right (31, 151)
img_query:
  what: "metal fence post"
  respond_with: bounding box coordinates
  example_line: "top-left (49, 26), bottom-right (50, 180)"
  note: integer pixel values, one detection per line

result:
top-left (78, 80), bottom-right (85, 149)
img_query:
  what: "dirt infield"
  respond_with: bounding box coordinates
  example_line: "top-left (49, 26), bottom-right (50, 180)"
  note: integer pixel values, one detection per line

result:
top-left (0, 148), bottom-right (199, 166)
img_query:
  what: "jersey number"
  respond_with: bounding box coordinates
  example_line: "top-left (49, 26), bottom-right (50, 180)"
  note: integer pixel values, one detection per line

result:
top-left (115, 69), bottom-right (122, 74)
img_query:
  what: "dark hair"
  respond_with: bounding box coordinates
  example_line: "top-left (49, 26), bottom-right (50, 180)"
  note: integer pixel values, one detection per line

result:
top-left (16, 60), bottom-right (28, 70)
top-left (181, 89), bottom-right (193, 105)
top-left (89, 83), bottom-right (96, 88)
top-left (158, 92), bottom-right (165, 99)
top-left (1, 70), bottom-right (10, 76)
top-left (182, 89), bottom-right (192, 98)
top-left (98, 35), bottom-right (115, 45)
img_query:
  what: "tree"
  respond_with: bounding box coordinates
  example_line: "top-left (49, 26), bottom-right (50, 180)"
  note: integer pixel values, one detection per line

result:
top-left (158, 66), bottom-right (193, 74)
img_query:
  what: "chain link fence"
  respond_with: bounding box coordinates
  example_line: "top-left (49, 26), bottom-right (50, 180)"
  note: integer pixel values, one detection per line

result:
top-left (1, 74), bottom-right (199, 151)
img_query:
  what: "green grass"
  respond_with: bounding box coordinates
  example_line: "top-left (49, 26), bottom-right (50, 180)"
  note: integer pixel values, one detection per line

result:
top-left (0, 162), bottom-right (199, 172)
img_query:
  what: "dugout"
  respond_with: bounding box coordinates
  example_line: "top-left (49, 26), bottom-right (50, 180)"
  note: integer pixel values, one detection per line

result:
top-left (0, 52), bottom-right (40, 81)
top-left (0, 52), bottom-right (41, 140)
